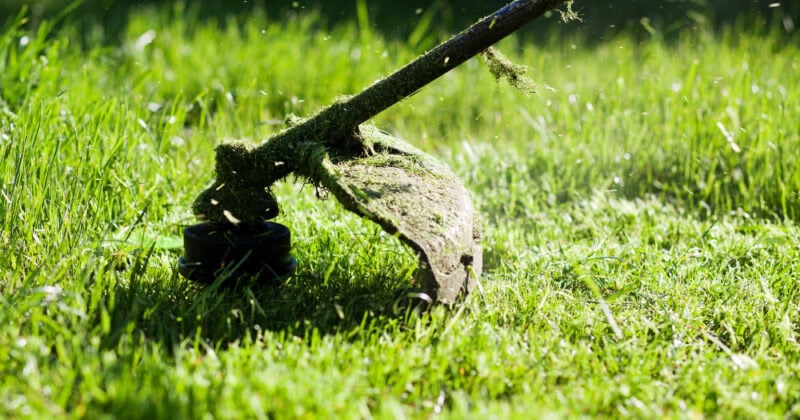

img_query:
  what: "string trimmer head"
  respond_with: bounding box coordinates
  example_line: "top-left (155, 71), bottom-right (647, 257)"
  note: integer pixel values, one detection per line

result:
top-left (178, 0), bottom-right (570, 303)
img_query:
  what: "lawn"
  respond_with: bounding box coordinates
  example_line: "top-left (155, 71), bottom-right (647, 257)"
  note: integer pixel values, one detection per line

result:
top-left (1, 3), bottom-right (799, 418)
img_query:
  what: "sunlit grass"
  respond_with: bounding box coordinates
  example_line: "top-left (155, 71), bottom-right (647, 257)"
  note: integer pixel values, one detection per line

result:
top-left (1, 5), bottom-right (798, 417)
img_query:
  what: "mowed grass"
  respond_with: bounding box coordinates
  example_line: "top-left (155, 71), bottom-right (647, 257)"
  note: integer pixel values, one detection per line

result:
top-left (1, 5), bottom-right (799, 417)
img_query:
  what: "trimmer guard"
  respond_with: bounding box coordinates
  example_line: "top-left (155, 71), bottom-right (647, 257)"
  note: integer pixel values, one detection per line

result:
top-left (319, 126), bottom-right (482, 303)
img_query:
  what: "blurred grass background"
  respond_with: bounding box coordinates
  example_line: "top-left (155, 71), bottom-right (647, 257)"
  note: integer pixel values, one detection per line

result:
top-left (2, 0), bottom-right (797, 44)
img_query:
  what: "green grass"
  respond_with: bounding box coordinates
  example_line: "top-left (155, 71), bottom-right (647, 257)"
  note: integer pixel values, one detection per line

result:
top-left (1, 5), bottom-right (799, 418)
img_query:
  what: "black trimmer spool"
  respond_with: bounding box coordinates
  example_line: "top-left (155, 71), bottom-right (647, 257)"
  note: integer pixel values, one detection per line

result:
top-left (178, 221), bottom-right (297, 285)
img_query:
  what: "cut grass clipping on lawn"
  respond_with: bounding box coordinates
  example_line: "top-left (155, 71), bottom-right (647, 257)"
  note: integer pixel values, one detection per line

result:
top-left (1, 5), bottom-right (799, 418)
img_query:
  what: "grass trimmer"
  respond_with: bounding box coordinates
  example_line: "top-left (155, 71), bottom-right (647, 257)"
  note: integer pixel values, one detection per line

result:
top-left (179, 0), bottom-right (570, 303)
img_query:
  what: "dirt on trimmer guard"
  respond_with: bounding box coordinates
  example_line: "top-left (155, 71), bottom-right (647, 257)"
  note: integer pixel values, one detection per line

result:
top-left (318, 126), bottom-right (482, 302)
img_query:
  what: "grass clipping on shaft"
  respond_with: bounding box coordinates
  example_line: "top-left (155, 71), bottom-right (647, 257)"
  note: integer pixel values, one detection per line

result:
top-left (481, 47), bottom-right (538, 95)
top-left (480, 1), bottom-right (578, 95)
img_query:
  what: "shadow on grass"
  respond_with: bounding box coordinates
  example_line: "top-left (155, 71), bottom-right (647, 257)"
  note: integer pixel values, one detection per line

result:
top-left (98, 248), bottom-right (432, 352)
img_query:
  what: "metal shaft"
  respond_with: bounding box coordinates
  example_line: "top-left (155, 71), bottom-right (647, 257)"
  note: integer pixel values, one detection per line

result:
top-left (329, 0), bottom-right (567, 129)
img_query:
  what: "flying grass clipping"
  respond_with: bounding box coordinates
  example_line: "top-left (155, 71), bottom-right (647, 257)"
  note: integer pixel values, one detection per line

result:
top-left (481, 47), bottom-right (538, 95)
